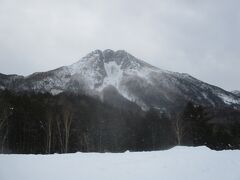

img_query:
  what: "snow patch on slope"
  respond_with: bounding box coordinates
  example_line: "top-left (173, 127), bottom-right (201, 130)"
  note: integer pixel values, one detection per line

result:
top-left (232, 90), bottom-right (240, 97)
top-left (50, 89), bottom-right (63, 95)
top-left (218, 93), bottom-right (240, 105)
top-left (101, 61), bottom-right (123, 90)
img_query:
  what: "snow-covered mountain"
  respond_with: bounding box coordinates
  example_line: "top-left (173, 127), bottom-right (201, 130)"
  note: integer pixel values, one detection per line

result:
top-left (1, 49), bottom-right (240, 111)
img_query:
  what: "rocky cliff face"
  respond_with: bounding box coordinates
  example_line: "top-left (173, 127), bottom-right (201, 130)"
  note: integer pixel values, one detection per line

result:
top-left (1, 49), bottom-right (240, 112)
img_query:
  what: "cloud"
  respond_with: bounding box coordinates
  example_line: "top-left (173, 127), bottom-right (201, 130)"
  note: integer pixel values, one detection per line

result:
top-left (0, 0), bottom-right (239, 90)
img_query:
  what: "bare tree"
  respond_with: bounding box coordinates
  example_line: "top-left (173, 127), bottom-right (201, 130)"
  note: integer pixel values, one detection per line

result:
top-left (174, 113), bottom-right (188, 145)
top-left (62, 106), bottom-right (73, 153)
top-left (56, 113), bottom-right (64, 153)
top-left (80, 131), bottom-right (89, 151)
top-left (1, 129), bottom-right (8, 153)
top-left (45, 110), bottom-right (53, 154)
top-left (0, 101), bottom-right (11, 153)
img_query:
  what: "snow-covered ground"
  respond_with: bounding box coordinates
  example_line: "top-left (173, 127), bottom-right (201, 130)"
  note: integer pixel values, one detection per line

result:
top-left (0, 146), bottom-right (240, 180)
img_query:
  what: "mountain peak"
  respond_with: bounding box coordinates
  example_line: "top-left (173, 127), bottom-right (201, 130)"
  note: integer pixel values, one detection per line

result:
top-left (72, 49), bottom-right (155, 72)
top-left (88, 49), bottom-right (130, 59)
top-left (73, 49), bottom-right (131, 65)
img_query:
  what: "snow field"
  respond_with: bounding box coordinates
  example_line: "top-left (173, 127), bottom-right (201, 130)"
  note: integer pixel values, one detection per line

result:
top-left (0, 146), bottom-right (240, 180)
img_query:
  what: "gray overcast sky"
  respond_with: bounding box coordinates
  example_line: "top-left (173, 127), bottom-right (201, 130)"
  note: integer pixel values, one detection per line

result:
top-left (0, 0), bottom-right (239, 91)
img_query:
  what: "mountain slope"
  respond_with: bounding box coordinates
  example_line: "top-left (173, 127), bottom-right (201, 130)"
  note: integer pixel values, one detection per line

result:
top-left (232, 90), bottom-right (240, 97)
top-left (1, 49), bottom-right (240, 111)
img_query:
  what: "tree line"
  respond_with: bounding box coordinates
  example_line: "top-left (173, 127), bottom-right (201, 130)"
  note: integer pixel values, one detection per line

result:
top-left (0, 90), bottom-right (240, 154)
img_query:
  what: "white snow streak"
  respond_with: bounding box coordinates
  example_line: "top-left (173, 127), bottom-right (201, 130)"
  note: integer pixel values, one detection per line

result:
top-left (218, 93), bottom-right (240, 105)
top-left (101, 61), bottom-right (123, 89)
